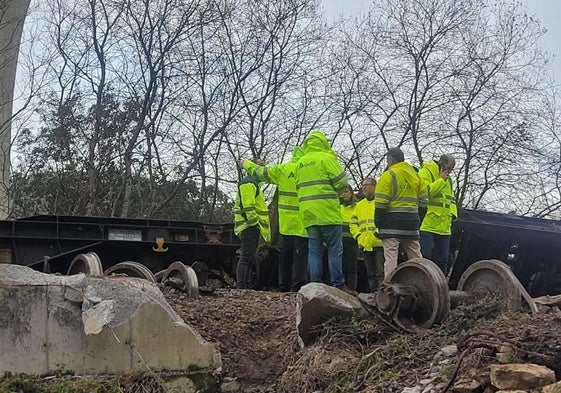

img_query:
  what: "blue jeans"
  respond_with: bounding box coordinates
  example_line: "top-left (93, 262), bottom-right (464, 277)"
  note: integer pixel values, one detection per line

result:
top-left (307, 225), bottom-right (344, 286)
top-left (420, 231), bottom-right (450, 274)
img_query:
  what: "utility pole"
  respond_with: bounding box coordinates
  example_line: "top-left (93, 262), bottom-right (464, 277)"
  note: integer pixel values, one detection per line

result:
top-left (0, 0), bottom-right (31, 218)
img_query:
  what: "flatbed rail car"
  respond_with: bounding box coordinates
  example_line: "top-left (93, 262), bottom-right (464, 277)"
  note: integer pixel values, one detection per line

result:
top-left (0, 214), bottom-right (241, 280)
top-left (449, 208), bottom-right (561, 297)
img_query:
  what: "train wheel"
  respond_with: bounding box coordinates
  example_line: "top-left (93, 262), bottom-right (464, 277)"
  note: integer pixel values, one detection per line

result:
top-left (161, 261), bottom-right (199, 298)
top-left (104, 261), bottom-right (156, 283)
top-left (457, 259), bottom-right (537, 313)
top-left (191, 261), bottom-right (209, 287)
top-left (154, 269), bottom-right (166, 283)
top-left (67, 252), bottom-right (104, 276)
top-left (381, 257), bottom-right (450, 331)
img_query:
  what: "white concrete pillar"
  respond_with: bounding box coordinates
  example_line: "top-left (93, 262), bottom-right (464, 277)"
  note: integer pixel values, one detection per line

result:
top-left (0, 0), bottom-right (31, 218)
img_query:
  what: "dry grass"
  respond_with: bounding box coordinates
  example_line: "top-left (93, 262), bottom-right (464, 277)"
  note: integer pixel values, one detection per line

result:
top-left (278, 298), bottom-right (511, 393)
top-left (0, 371), bottom-right (167, 393)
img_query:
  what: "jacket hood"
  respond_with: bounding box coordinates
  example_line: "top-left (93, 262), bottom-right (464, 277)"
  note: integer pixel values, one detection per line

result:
top-left (421, 160), bottom-right (439, 173)
top-left (394, 161), bottom-right (421, 185)
top-left (302, 130), bottom-right (335, 155)
top-left (422, 160), bottom-right (438, 169)
top-left (291, 146), bottom-right (304, 162)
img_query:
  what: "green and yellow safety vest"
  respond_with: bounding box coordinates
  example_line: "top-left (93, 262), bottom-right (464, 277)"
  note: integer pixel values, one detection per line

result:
top-left (243, 150), bottom-right (306, 237)
top-left (341, 202), bottom-right (356, 238)
top-left (233, 176), bottom-right (271, 243)
top-left (350, 197), bottom-right (383, 249)
top-left (375, 161), bottom-right (428, 239)
top-left (295, 131), bottom-right (348, 228)
top-left (419, 160), bottom-right (457, 235)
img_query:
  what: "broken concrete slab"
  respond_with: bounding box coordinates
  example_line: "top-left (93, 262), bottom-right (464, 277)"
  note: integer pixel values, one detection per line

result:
top-left (0, 264), bottom-right (221, 378)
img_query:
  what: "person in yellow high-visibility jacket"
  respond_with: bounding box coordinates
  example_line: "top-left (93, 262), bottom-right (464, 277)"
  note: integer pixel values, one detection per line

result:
top-left (243, 147), bottom-right (308, 292)
top-left (340, 184), bottom-right (358, 290)
top-left (350, 177), bottom-right (384, 291)
top-left (419, 154), bottom-right (457, 274)
top-left (374, 148), bottom-right (428, 279)
top-left (233, 169), bottom-right (271, 289)
top-left (295, 131), bottom-right (349, 291)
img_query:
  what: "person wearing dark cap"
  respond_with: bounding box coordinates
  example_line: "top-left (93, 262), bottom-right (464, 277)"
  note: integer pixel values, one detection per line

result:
top-left (374, 147), bottom-right (428, 279)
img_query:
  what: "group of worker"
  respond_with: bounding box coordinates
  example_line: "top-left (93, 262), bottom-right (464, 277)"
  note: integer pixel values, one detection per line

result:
top-left (233, 130), bottom-right (457, 293)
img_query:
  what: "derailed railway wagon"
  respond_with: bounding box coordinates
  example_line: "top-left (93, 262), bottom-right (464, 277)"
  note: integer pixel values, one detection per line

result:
top-left (449, 208), bottom-right (561, 297)
top-left (0, 214), bottom-right (242, 291)
top-left (1, 208), bottom-right (561, 298)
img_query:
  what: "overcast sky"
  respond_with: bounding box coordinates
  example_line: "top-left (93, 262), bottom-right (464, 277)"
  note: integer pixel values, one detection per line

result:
top-left (321, 0), bottom-right (561, 83)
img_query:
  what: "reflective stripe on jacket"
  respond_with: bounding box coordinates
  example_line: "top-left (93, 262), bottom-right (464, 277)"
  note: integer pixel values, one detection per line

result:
top-left (374, 161), bottom-right (428, 239)
top-left (419, 160), bottom-right (457, 235)
top-left (295, 131), bottom-right (348, 228)
top-left (243, 156), bottom-right (307, 237)
top-left (349, 197), bottom-right (383, 249)
top-left (233, 176), bottom-right (271, 242)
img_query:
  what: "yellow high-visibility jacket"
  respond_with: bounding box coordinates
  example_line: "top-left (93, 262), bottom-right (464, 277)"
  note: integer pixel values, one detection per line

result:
top-left (295, 131), bottom-right (348, 228)
top-left (374, 161), bottom-right (428, 239)
top-left (233, 176), bottom-right (271, 243)
top-left (419, 160), bottom-right (457, 235)
top-left (341, 202), bottom-right (356, 238)
top-left (242, 147), bottom-right (306, 237)
top-left (350, 197), bottom-right (383, 250)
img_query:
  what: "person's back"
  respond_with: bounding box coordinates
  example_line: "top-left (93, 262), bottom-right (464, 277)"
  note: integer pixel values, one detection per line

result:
top-left (375, 148), bottom-right (427, 279)
top-left (376, 161), bottom-right (425, 239)
top-left (243, 148), bottom-right (308, 291)
top-left (295, 130), bottom-right (350, 292)
top-left (243, 148), bottom-right (307, 238)
top-left (295, 132), bottom-right (347, 227)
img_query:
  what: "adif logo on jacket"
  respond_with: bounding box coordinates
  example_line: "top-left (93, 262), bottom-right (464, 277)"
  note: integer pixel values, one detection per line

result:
top-left (299, 161), bottom-right (316, 169)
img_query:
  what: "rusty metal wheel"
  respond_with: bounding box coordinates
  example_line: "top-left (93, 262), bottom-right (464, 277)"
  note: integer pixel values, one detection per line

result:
top-left (104, 261), bottom-right (156, 283)
top-left (161, 261), bottom-right (199, 298)
top-left (384, 257), bottom-right (450, 331)
top-left (191, 261), bottom-right (209, 287)
top-left (457, 259), bottom-right (537, 313)
top-left (67, 252), bottom-right (103, 276)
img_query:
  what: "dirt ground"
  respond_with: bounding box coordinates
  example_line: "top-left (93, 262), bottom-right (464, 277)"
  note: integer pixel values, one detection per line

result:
top-left (164, 288), bottom-right (299, 392)
top-left (164, 287), bottom-right (561, 393)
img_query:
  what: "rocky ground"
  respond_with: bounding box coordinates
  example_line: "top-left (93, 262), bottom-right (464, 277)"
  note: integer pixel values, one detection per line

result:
top-left (164, 288), bottom-right (561, 393)
top-left (2, 286), bottom-right (561, 393)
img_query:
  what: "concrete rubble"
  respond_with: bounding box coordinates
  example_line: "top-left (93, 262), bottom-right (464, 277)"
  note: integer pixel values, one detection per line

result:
top-left (399, 343), bottom-right (559, 393)
top-left (296, 282), bottom-right (369, 347)
top-left (0, 264), bottom-right (221, 388)
top-left (490, 363), bottom-right (555, 390)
